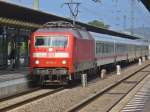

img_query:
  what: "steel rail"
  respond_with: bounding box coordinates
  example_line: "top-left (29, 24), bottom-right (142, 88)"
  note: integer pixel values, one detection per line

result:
top-left (66, 64), bottom-right (150, 112)
top-left (0, 87), bottom-right (40, 102)
top-left (107, 71), bottom-right (150, 112)
top-left (0, 87), bottom-right (64, 112)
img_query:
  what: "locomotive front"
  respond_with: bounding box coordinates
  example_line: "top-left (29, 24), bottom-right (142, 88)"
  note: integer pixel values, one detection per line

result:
top-left (30, 31), bottom-right (73, 85)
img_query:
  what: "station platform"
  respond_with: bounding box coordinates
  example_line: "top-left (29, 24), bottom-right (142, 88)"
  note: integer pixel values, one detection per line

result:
top-left (0, 67), bottom-right (31, 99)
top-left (121, 74), bottom-right (150, 112)
top-left (0, 67), bottom-right (29, 82)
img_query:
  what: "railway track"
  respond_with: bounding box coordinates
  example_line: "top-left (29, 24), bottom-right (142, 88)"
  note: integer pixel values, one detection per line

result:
top-left (0, 87), bottom-right (64, 112)
top-left (0, 87), bottom-right (40, 102)
top-left (67, 64), bottom-right (150, 112)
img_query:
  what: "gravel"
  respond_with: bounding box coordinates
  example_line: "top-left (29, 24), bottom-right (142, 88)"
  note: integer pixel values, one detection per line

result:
top-left (8, 61), bottom-right (149, 112)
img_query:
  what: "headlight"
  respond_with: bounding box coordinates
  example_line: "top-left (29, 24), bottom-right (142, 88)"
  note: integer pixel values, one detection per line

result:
top-left (35, 60), bottom-right (39, 64)
top-left (62, 60), bottom-right (67, 64)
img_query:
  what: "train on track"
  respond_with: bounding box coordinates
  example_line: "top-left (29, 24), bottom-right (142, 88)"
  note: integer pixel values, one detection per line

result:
top-left (29, 21), bottom-right (149, 85)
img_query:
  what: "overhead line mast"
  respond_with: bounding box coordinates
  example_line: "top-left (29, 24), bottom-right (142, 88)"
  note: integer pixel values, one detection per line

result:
top-left (63, 0), bottom-right (81, 26)
top-left (131, 0), bottom-right (135, 35)
top-left (33, 0), bottom-right (39, 10)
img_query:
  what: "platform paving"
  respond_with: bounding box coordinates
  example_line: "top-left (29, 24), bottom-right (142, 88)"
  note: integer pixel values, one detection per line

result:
top-left (0, 67), bottom-right (29, 82)
top-left (110, 64), bottom-right (150, 112)
top-left (0, 67), bottom-right (31, 99)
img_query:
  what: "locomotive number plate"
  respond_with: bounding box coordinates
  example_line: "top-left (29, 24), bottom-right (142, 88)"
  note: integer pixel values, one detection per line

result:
top-left (47, 53), bottom-right (55, 57)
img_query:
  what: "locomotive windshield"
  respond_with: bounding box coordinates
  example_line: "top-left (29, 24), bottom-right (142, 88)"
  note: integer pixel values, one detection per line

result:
top-left (35, 35), bottom-right (68, 48)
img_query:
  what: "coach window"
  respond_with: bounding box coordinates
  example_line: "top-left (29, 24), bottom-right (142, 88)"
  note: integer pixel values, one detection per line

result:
top-left (96, 43), bottom-right (99, 54)
top-left (103, 43), bottom-right (107, 56)
top-left (108, 43), bottom-right (111, 54)
top-left (99, 43), bottom-right (103, 55)
top-left (96, 42), bottom-right (103, 56)
top-left (110, 43), bottom-right (114, 54)
top-left (107, 43), bottom-right (109, 53)
top-left (128, 45), bottom-right (130, 53)
top-left (103, 43), bottom-right (105, 56)
top-left (119, 44), bottom-right (123, 53)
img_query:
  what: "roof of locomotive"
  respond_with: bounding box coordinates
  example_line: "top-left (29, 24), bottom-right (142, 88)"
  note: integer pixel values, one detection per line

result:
top-left (35, 21), bottom-right (85, 33)
top-left (35, 27), bottom-right (75, 33)
top-left (90, 32), bottom-right (146, 46)
top-left (35, 26), bottom-right (94, 39)
top-left (34, 28), bottom-right (89, 39)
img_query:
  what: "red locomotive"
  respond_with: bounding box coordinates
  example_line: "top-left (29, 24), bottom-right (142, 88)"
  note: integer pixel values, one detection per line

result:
top-left (30, 21), bottom-right (148, 86)
top-left (30, 21), bottom-right (95, 85)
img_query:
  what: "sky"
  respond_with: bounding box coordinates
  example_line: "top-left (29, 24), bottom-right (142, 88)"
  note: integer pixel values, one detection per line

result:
top-left (5, 0), bottom-right (150, 31)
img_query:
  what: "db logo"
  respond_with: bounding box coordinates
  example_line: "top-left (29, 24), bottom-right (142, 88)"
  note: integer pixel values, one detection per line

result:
top-left (47, 53), bottom-right (54, 57)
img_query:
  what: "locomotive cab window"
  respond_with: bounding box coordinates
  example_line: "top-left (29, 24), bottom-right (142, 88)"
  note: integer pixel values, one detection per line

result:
top-left (35, 35), bottom-right (68, 48)
top-left (35, 37), bottom-right (47, 46)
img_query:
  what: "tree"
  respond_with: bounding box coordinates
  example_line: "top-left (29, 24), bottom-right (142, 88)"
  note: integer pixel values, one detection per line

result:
top-left (88, 20), bottom-right (109, 29)
top-left (92, 0), bottom-right (101, 3)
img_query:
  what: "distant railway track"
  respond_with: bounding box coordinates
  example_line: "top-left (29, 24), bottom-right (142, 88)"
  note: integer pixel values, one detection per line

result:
top-left (0, 87), bottom-right (40, 102)
top-left (67, 64), bottom-right (150, 112)
top-left (0, 87), bottom-right (64, 112)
